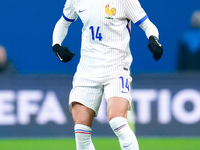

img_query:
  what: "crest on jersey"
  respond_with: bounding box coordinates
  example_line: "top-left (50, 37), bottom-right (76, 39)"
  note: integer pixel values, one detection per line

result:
top-left (105, 4), bottom-right (116, 19)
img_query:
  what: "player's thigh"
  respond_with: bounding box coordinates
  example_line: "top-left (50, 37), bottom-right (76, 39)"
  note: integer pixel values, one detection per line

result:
top-left (104, 73), bottom-right (132, 120)
top-left (69, 86), bottom-right (103, 116)
top-left (71, 102), bottom-right (95, 127)
top-left (107, 97), bottom-right (129, 121)
top-left (104, 74), bottom-right (132, 120)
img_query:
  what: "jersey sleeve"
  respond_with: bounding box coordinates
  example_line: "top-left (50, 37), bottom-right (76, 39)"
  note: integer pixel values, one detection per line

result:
top-left (139, 18), bottom-right (159, 39)
top-left (52, 0), bottom-right (78, 46)
top-left (62, 0), bottom-right (78, 22)
top-left (125, 0), bottom-right (148, 26)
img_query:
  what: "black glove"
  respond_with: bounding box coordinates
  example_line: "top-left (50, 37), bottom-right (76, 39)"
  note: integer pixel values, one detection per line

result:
top-left (52, 44), bottom-right (75, 63)
top-left (148, 36), bottom-right (163, 61)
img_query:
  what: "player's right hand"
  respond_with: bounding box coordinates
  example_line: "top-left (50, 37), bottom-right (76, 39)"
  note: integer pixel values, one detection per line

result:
top-left (52, 44), bottom-right (75, 63)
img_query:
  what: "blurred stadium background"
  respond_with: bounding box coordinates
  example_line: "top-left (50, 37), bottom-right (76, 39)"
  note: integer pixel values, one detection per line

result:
top-left (0, 0), bottom-right (200, 149)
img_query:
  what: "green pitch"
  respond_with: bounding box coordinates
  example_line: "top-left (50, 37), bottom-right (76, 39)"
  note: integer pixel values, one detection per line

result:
top-left (0, 137), bottom-right (200, 150)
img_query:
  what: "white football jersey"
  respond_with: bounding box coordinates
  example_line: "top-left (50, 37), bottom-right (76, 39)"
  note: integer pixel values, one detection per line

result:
top-left (62, 0), bottom-right (147, 78)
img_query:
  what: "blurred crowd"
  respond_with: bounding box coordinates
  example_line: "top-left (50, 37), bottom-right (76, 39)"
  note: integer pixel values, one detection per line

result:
top-left (0, 45), bottom-right (17, 75)
top-left (178, 10), bottom-right (200, 72)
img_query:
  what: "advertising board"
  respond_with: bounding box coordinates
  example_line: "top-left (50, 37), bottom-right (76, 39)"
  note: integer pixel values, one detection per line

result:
top-left (0, 74), bottom-right (200, 137)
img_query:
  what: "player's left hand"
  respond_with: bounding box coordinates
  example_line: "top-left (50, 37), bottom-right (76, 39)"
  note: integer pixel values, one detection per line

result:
top-left (148, 36), bottom-right (163, 61)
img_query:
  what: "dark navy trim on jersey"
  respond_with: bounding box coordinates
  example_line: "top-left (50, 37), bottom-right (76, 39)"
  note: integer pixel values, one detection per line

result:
top-left (126, 19), bottom-right (131, 36)
top-left (135, 15), bottom-right (148, 26)
top-left (62, 13), bottom-right (75, 22)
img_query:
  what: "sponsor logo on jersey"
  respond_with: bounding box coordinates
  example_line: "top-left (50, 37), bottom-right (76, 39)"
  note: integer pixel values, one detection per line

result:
top-left (79, 9), bottom-right (87, 13)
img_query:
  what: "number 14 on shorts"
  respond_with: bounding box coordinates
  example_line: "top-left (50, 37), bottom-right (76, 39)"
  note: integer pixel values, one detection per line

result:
top-left (119, 76), bottom-right (130, 93)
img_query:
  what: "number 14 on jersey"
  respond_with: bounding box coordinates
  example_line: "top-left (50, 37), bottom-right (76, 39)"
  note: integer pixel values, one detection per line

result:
top-left (89, 26), bottom-right (103, 41)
